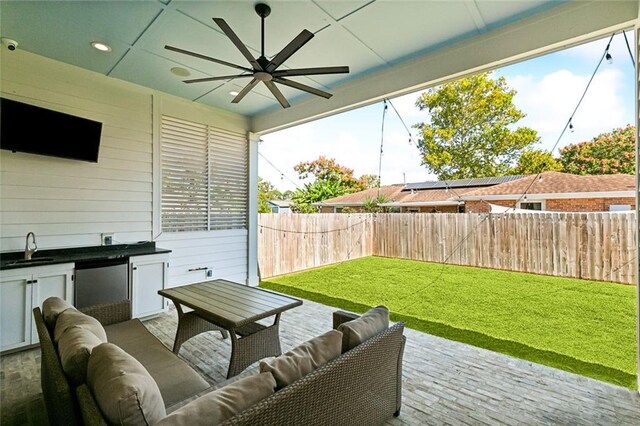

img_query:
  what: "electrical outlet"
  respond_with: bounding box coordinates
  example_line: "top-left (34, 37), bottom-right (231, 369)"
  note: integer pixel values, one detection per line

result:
top-left (101, 233), bottom-right (114, 245)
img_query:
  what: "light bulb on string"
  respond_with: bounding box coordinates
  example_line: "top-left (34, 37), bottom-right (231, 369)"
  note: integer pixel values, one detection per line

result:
top-left (569, 119), bottom-right (574, 133)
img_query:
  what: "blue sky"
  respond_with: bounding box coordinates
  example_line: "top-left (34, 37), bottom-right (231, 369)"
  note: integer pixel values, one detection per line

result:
top-left (259, 31), bottom-right (635, 192)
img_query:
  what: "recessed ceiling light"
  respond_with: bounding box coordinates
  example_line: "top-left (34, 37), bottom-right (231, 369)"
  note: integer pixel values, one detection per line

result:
top-left (229, 91), bottom-right (239, 96)
top-left (170, 67), bottom-right (191, 77)
top-left (90, 41), bottom-right (111, 52)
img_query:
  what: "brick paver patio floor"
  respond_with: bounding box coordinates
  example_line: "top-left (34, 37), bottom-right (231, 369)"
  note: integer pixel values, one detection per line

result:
top-left (2, 297), bottom-right (639, 425)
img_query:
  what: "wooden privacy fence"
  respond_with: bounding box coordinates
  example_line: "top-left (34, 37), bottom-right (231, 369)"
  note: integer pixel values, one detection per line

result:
top-left (258, 213), bottom-right (374, 279)
top-left (258, 212), bottom-right (638, 284)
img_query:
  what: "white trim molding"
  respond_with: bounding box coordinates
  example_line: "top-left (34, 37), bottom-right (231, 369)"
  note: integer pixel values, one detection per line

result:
top-left (461, 191), bottom-right (635, 201)
top-left (380, 201), bottom-right (462, 207)
top-left (247, 132), bottom-right (260, 287)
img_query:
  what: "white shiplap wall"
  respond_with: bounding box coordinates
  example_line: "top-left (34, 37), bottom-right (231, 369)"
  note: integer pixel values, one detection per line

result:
top-left (0, 50), bottom-right (251, 285)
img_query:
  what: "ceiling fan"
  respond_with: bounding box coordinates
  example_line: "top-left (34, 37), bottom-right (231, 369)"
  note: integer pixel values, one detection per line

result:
top-left (165, 3), bottom-right (350, 109)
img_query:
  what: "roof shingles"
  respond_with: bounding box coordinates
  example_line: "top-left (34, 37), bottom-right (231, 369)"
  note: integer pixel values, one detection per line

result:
top-left (461, 172), bottom-right (634, 198)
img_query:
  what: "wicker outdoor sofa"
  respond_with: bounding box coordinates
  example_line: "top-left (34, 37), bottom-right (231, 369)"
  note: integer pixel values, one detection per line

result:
top-left (34, 298), bottom-right (406, 425)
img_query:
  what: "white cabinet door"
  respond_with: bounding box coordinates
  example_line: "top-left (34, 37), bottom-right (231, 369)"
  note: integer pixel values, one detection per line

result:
top-left (1, 263), bottom-right (74, 351)
top-left (0, 272), bottom-right (32, 352)
top-left (30, 264), bottom-right (74, 344)
top-left (130, 254), bottom-right (168, 319)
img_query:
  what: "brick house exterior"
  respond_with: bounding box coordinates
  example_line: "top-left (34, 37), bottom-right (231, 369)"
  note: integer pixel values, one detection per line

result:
top-left (462, 172), bottom-right (635, 213)
top-left (318, 172), bottom-right (635, 214)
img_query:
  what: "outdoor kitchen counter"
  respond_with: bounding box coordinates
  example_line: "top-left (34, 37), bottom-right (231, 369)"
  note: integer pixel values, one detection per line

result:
top-left (0, 242), bottom-right (171, 270)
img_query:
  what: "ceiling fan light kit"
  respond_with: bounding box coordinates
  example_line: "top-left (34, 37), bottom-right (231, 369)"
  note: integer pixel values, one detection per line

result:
top-left (165, 3), bottom-right (349, 108)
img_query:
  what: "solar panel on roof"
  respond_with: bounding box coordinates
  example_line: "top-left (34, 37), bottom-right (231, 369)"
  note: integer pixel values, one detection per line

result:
top-left (403, 175), bottom-right (525, 191)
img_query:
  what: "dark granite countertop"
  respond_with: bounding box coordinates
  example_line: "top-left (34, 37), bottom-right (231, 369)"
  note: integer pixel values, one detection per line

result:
top-left (0, 242), bottom-right (171, 271)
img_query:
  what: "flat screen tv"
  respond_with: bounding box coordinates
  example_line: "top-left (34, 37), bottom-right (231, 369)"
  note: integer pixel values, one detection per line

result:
top-left (0, 97), bottom-right (103, 163)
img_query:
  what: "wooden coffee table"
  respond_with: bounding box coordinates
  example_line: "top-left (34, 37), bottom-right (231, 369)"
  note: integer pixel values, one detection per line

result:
top-left (158, 279), bottom-right (302, 378)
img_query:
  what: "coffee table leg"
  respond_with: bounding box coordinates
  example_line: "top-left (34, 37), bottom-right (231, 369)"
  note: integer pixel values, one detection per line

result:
top-left (171, 302), bottom-right (229, 354)
top-left (226, 314), bottom-right (282, 379)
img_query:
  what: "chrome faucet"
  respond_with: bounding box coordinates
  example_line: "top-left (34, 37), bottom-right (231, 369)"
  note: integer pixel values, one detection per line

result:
top-left (25, 232), bottom-right (37, 260)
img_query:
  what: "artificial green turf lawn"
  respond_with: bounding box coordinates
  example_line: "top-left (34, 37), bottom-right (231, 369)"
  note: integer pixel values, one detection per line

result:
top-left (261, 256), bottom-right (638, 389)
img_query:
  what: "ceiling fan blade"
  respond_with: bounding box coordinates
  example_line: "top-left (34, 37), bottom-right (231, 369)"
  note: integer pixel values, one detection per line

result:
top-left (265, 30), bottom-right (314, 73)
top-left (273, 77), bottom-right (332, 99)
top-left (263, 81), bottom-right (290, 108)
top-left (212, 18), bottom-right (262, 71)
top-left (272, 66), bottom-right (350, 77)
top-left (232, 78), bottom-right (260, 104)
top-left (165, 45), bottom-right (252, 72)
top-left (184, 74), bottom-right (253, 84)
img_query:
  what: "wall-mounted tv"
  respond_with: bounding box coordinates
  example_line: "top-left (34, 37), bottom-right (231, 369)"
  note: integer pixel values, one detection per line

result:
top-left (0, 97), bottom-right (103, 163)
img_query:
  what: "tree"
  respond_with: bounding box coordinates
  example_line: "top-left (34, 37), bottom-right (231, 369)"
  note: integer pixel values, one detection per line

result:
top-left (509, 149), bottom-right (562, 175)
top-left (360, 174), bottom-right (380, 189)
top-left (415, 72), bottom-right (539, 180)
top-left (362, 195), bottom-right (389, 213)
top-left (258, 177), bottom-right (285, 213)
top-left (559, 125), bottom-right (635, 175)
top-left (291, 156), bottom-right (370, 212)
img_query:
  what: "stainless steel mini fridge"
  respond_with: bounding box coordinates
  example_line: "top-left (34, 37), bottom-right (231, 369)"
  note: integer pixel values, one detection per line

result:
top-left (74, 258), bottom-right (129, 309)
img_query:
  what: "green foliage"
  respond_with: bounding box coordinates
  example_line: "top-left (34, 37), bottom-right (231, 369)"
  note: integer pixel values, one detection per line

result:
top-left (415, 72), bottom-right (539, 180)
top-left (509, 149), bottom-right (562, 175)
top-left (362, 195), bottom-right (389, 213)
top-left (559, 125), bottom-right (635, 175)
top-left (262, 256), bottom-right (637, 389)
top-left (291, 156), bottom-right (371, 213)
top-left (359, 174), bottom-right (380, 189)
top-left (341, 206), bottom-right (356, 214)
top-left (258, 177), bottom-right (288, 213)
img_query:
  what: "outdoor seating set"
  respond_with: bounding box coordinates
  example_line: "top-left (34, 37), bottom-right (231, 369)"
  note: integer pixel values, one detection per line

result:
top-left (33, 282), bottom-right (406, 425)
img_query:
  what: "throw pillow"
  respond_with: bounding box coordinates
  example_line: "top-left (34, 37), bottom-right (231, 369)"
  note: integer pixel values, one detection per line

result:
top-left (53, 308), bottom-right (108, 343)
top-left (58, 326), bottom-right (103, 385)
top-left (259, 329), bottom-right (342, 390)
top-left (87, 343), bottom-right (166, 425)
top-left (42, 296), bottom-right (75, 329)
top-left (337, 305), bottom-right (389, 353)
top-left (156, 372), bottom-right (276, 426)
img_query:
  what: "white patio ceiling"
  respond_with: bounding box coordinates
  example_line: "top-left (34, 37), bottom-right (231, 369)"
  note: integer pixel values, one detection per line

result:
top-left (1, 1), bottom-right (637, 133)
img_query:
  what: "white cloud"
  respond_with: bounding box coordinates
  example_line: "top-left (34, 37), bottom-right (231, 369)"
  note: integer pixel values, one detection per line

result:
top-left (561, 31), bottom-right (634, 65)
top-left (508, 67), bottom-right (628, 153)
top-left (387, 91), bottom-right (424, 123)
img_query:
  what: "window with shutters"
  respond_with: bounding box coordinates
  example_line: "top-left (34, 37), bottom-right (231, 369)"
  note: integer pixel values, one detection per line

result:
top-left (161, 116), bottom-right (248, 232)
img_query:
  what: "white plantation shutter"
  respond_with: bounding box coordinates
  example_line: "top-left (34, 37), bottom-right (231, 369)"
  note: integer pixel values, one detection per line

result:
top-left (161, 116), bottom-right (247, 232)
top-left (209, 129), bottom-right (248, 230)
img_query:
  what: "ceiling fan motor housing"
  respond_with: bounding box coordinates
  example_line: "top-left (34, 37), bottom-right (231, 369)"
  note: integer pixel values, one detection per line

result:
top-left (255, 3), bottom-right (271, 18)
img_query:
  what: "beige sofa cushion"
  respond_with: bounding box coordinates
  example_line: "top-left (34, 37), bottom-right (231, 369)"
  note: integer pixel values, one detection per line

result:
top-left (42, 296), bottom-right (75, 329)
top-left (54, 308), bottom-right (108, 343)
top-left (105, 319), bottom-right (210, 408)
top-left (259, 329), bottom-right (342, 389)
top-left (156, 372), bottom-right (276, 426)
top-left (87, 343), bottom-right (166, 425)
top-left (337, 306), bottom-right (389, 353)
top-left (58, 327), bottom-right (104, 386)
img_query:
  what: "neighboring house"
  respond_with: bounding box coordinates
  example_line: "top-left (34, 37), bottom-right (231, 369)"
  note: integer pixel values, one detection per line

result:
top-left (267, 200), bottom-right (293, 214)
top-left (316, 176), bottom-right (525, 213)
top-left (461, 172), bottom-right (636, 213)
top-left (317, 172), bottom-right (636, 214)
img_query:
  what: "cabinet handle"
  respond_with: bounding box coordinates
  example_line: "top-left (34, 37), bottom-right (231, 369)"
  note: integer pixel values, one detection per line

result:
top-left (132, 266), bottom-right (137, 270)
top-left (26, 279), bottom-right (38, 284)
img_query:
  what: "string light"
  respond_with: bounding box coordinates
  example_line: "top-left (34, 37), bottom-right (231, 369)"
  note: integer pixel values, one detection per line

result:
top-left (569, 119), bottom-right (574, 133)
top-left (605, 42), bottom-right (613, 64)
